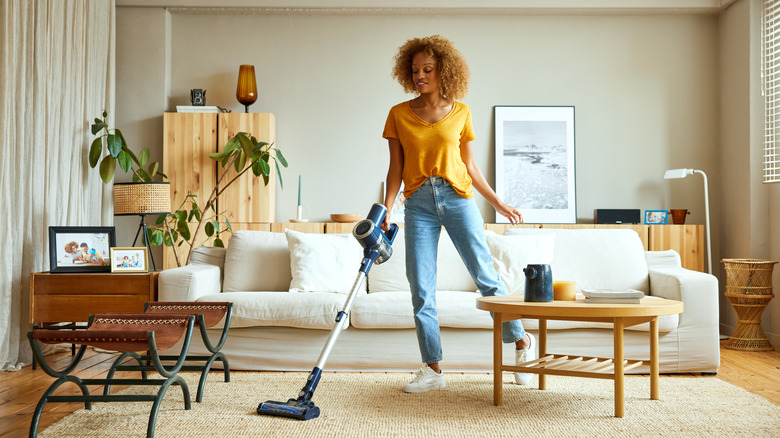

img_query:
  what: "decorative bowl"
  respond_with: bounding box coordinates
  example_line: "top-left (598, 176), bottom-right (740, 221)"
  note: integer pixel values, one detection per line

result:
top-left (330, 214), bottom-right (362, 223)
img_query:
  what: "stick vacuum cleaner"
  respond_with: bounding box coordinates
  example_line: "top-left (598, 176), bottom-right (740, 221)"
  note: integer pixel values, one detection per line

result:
top-left (257, 203), bottom-right (399, 421)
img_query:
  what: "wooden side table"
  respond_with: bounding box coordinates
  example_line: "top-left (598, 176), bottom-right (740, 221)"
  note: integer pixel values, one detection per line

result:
top-left (30, 271), bottom-right (159, 326)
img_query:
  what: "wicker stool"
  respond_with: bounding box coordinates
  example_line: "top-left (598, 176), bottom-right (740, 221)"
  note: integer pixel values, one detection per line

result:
top-left (27, 313), bottom-right (196, 438)
top-left (107, 302), bottom-right (233, 403)
top-left (722, 259), bottom-right (778, 351)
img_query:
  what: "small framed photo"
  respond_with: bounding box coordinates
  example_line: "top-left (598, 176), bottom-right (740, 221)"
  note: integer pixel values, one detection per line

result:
top-left (110, 247), bottom-right (149, 273)
top-left (644, 210), bottom-right (669, 225)
top-left (49, 226), bottom-right (116, 273)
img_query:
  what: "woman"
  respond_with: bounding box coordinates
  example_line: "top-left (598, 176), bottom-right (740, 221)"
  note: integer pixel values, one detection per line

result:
top-left (381, 35), bottom-right (536, 393)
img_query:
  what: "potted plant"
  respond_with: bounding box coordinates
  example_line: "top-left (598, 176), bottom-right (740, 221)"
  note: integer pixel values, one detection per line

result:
top-left (89, 111), bottom-right (287, 268)
top-left (148, 132), bottom-right (287, 267)
top-left (89, 111), bottom-right (166, 183)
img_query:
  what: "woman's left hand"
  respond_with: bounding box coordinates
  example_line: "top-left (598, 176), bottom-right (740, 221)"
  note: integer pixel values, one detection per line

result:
top-left (497, 203), bottom-right (523, 225)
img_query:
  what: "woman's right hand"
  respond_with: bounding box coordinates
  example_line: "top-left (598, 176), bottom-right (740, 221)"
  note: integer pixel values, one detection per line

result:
top-left (381, 211), bottom-right (392, 231)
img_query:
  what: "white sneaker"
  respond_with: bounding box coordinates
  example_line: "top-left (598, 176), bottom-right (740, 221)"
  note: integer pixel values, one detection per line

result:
top-left (514, 332), bottom-right (537, 385)
top-left (403, 365), bottom-right (446, 393)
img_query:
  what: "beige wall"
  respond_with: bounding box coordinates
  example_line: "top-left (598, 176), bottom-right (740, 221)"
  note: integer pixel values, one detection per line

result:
top-left (119, 7), bottom-right (780, 338)
top-left (719, 0), bottom-right (779, 346)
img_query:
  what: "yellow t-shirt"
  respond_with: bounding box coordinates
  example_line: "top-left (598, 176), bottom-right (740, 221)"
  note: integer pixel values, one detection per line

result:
top-left (383, 100), bottom-right (476, 199)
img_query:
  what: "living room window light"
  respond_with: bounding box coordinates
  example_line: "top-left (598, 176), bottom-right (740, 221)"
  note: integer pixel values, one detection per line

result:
top-left (763, 0), bottom-right (780, 183)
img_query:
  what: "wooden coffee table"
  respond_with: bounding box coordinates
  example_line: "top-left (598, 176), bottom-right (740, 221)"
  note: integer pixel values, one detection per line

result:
top-left (476, 296), bottom-right (683, 417)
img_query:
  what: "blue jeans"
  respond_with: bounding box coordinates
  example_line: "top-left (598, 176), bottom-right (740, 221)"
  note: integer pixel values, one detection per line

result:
top-left (404, 176), bottom-right (526, 364)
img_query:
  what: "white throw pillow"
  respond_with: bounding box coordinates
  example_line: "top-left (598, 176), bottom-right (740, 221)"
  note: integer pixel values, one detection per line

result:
top-left (286, 229), bottom-right (365, 294)
top-left (485, 231), bottom-right (556, 296)
top-left (222, 231), bottom-right (291, 292)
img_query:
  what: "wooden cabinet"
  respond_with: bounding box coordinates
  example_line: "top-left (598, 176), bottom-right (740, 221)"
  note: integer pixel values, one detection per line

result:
top-left (29, 272), bottom-right (158, 325)
top-left (162, 112), bottom-right (276, 269)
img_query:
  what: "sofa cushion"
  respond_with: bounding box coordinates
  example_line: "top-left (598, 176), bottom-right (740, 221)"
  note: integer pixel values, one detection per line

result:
top-left (222, 231), bottom-right (291, 292)
top-left (505, 228), bottom-right (650, 293)
top-left (197, 291), bottom-right (348, 329)
top-left (351, 291), bottom-right (493, 329)
top-left (286, 229), bottom-right (365, 294)
top-left (485, 231), bottom-right (555, 297)
top-left (367, 228), bottom-right (477, 293)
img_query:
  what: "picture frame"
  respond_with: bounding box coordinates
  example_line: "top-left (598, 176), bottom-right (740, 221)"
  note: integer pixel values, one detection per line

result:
top-left (494, 106), bottom-right (576, 224)
top-left (110, 247), bottom-right (149, 273)
top-left (644, 210), bottom-right (669, 225)
top-left (49, 226), bottom-right (116, 273)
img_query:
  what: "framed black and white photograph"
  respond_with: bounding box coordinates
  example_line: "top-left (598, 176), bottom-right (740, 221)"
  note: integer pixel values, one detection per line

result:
top-left (110, 247), bottom-right (149, 273)
top-left (494, 106), bottom-right (576, 224)
top-left (644, 210), bottom-right (669, 225)
top-left (48, 226), bottom-right (116, 273)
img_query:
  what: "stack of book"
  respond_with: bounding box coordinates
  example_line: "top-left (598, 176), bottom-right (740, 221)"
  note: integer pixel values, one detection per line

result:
top-left (581, 289), bottom-right (645, 304)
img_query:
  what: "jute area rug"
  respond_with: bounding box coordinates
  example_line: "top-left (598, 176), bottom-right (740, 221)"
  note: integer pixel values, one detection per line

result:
top-left (39, 372), bottom-right (779, 438)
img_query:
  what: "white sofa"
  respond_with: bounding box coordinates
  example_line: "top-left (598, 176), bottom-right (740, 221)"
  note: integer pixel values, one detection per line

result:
top-left (158, 227), bottom-right (720, 374)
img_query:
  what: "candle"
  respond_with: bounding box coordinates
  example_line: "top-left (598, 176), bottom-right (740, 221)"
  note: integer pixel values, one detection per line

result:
top-left (298, 175), bottom-right (301, 206)
top-left (553, 280), bottom-right (577, 301)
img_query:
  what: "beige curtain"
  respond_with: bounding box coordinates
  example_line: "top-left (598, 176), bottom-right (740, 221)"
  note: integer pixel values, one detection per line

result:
top-left (0, 0), bottom-right (115, 371)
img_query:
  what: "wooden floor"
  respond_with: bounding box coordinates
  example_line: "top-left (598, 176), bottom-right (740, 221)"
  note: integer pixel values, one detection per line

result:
top-left (1, 341), bottom-right (778, 437)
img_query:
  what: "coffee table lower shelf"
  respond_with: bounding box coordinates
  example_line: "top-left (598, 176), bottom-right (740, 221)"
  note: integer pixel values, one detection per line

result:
top-left (513, 354), bottom-right (644, 379)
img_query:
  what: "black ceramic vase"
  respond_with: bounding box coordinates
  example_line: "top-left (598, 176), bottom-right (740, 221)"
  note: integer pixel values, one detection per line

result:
top-left (523, 264), bottom-right (554, 302)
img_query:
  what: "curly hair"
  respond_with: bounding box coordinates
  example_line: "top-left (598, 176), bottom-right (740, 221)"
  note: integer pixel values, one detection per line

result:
top-left (391, 35), bottom-right (470, 100)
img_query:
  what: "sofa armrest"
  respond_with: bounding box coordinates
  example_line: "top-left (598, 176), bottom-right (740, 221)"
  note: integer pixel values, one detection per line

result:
top-left (158, 263), bottom-right (222, 302)
top-left (648, 266), bottom-right (720, 372)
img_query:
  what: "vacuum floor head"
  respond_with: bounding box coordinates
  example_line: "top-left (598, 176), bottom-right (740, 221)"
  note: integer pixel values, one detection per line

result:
top-left (257, 398), bottom-right (320, 421)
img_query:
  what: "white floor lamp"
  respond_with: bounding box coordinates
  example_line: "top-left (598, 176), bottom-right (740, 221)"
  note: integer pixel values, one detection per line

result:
top-left (664, 168), bottom-right (712, 274)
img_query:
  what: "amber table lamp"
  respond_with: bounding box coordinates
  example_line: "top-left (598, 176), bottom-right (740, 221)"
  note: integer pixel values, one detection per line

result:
top-left (236, 65), bottom-right (258, 113)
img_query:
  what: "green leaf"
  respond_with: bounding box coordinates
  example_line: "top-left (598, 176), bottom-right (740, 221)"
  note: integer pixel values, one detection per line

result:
top-left (275, 160), bottom-right (284, 189)
top-left (234, 149), bottom-right (246, 173)
top-left (214, 238), bottom-right (224, 248)
top-left (91, 122), bottom-right (106, 135)
top-left (106, 134), bottom-right (122, 158)
top-left (177, 220), bottom-right (191, 241)
top-left (139, 148), bottom-right (150, 167)
top-left (251, 160), bottom-right (262, 177)
top-left (150, 229), bottom-right (164, 246)
top-left (262, 173), bottom-right (270, 186)
top-left (156, 171), bottom-right (168, 179)
top-left (147, 161), bottom-right (159, 179)
top-left (192, 203), bottom-right (202, 222)
top-left (121, 143), bottom-right (141, 167)
top-left (163, 232), bottom-right (173, 247)
top-left (209, 151), bottom-right (228, 161)
top-left (89, 138), bottom-right (102, 168)
top-left (225, 218), bottom-right (232, 231)
top-left (238, 134), bottom-right (255, 161)
top-left (205, 221), bottom-right (214, 237)
top-left (275, 149), bottom-right (288, 167)
top-left (258, 158), bottom-right (270, 175)
top-left (102, 110), bottom-right (108, 118)
top-left (176, 210), bottom-right (187, 221)
top-left (99, 156), bottom-right (116, 183)
top-left (155, 214), bottom-right (167, 225)
top-left (136, 169), bottom-right (151, 182)
top-left (117, 150), bottom-right (133, 172)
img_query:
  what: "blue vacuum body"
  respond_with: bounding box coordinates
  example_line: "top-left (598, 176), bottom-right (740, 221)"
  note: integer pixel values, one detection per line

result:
top-left (257, 203), bottom-right (398, 421)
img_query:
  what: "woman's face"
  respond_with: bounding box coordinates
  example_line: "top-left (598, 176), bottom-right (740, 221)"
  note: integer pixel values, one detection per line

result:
top-left (411, 52), bottom-right (440, 95)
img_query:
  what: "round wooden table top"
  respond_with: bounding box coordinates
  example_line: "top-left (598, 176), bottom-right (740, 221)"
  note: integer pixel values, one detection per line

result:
top-left (476, 296), bottom-right (684, 318)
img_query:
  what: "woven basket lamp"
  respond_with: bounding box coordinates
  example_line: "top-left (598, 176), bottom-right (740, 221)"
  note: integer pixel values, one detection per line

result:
top-left (721, 258), bottom-right (778, 351)
top-left (113, 182), bottom-right (171, 271)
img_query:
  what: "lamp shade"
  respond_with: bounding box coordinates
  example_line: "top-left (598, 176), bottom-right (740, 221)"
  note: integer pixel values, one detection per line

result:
top-left (236, 65), bottom-right (258, 112)
top-left (113, 182), bottom-right (171, 216)
top-left (664, 168), bottom-right (694, 179)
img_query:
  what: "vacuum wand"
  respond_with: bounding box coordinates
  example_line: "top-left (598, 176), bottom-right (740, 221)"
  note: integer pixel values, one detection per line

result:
top-left (257, 203), bottom-right (398, 421)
